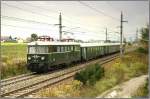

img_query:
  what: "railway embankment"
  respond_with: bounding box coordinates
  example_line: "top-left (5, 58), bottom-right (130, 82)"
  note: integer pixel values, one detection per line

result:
top-left (33, 48), bottom-right (148, 98)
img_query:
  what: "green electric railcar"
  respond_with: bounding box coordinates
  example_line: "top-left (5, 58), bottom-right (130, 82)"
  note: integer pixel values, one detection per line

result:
top-left (27, 41), bottom-right (81, 72)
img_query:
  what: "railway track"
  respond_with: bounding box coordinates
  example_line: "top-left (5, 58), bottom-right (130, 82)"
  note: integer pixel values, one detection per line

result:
top-left (1, 53), bottom-right (119, 98)
top-left (1, 73), bottom-right (34, 83)
top-left (0, 73), bottom-right (37, 87)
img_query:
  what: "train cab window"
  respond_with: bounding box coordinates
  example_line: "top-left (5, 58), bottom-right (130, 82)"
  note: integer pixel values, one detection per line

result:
top-left (28, 46), bottom-right (48, 54)
top-left (37, 46), bottom-right (48, 53)
top-left (28, 46), bottom-right (36, 54)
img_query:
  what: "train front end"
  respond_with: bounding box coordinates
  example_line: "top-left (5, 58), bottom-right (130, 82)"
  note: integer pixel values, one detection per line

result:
top-left (27, 42), bottom-right (49, 73)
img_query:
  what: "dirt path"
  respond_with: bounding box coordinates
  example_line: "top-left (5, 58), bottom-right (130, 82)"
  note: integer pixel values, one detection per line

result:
top-left (96, 75), bottom-right (148, 98)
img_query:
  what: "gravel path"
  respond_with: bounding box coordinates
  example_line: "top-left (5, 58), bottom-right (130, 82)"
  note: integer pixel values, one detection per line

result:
top-left (97, 75), bottom-right (148, 98)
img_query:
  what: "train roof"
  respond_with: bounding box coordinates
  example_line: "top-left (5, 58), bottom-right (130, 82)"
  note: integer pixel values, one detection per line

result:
top-left (28, 41), bottom-right (80, 46)
top-left (80, 43), bottom-right (121, 47)
top-left (28, 41), bottom-right (121, 47)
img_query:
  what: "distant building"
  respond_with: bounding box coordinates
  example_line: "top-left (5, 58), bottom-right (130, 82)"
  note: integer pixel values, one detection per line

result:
top-left (61, 38), bottom-right (75, 42)
top-left (1, 36), bottom-right (25, 43)
top-left (38, 36), bottom-right (54, 42)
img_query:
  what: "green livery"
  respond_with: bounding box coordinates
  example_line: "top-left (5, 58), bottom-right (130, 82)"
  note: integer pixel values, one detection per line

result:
top-left (27, 41), bottom-right (121, 73)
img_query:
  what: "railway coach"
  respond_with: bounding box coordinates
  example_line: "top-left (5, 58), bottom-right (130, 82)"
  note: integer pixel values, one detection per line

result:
top-left (27, 41), bottom-right (121, 73)
top-left (80, 43), bottom-right (120, 61)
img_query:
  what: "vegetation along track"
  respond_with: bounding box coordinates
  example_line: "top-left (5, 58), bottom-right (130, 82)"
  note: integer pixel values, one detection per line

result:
top-left (0, 53), bottom-right (119, 98)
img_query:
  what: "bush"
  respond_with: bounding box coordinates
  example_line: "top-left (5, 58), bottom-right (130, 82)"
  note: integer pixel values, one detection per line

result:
top-left (137, 47), bottom-right (148, 54)
top-left (74, 64), bottom-right (104, 86)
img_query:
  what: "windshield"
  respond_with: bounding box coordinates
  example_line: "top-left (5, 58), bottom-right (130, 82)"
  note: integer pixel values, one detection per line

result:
top-left (28, 46), bottom-right (48, 54)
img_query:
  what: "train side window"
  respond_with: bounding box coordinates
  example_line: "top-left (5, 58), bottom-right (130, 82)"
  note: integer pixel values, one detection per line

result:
top-left (57, 46), bottom-right (60, 52)
top-left (78, 46), bottom-right (80, 50)
top-left (74, 46), bottom-right (77, 51)
top-left (67, 46), bottom-right (70, 51)
top-left (71, 46), bottom-right (74, 51)
top-left (65, 46), bottom-right (67, 52)
top-left (75, 46), bottom-right (78, 51)
top-left (48, 46), bottom-right (53, 52)
top-left (61, 46), bottom-right (64, 52)
top-left (63, 46), bottom-right (65, 52)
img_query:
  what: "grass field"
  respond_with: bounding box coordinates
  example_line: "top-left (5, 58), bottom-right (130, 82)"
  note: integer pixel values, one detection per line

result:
top-left (1, 43), bottom-right (27, 59)
top-left (1, 42), bottom-right (30, 79)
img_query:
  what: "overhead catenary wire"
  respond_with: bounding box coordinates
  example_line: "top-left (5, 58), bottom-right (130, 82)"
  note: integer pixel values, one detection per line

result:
top-left (2, 15), bottom-right (56, 26)
top-left (2, 2), bottom-right (58, 21)
top-left (2, 24), bottom-right (53, 31)
top-left (105, 1), bottom-right (121, 14)
top-left (19, 2), bottom-right (108, 33)
top-left (78, 1), bottom-right (120, 21)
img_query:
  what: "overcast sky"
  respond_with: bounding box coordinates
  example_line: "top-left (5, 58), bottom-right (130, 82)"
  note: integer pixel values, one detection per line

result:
top-left (1, 1), bottom-right (149, 41)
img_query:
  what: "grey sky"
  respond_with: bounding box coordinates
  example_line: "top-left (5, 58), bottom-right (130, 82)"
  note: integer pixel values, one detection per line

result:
top-left (1, 1), bottom-right (149, 41)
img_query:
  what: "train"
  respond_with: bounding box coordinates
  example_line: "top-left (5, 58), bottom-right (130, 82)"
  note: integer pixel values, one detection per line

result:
top-left (27, 41), bottom-right (121, 73)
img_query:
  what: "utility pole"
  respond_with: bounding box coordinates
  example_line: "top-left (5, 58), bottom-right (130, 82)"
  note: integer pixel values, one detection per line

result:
top-left (59, 12), bottom-right (62, 41)
top-left (120, 11), bottom-right (127, 56)
top-left (105, 28), bottom-right (108, 42)
top-left (136, 28), bottom-right (138, 43)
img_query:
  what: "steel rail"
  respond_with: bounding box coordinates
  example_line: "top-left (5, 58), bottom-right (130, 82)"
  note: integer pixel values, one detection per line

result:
top-left (1, 73), bottom-right (35, 83)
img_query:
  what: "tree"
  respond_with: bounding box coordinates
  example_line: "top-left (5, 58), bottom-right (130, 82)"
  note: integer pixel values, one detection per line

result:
top-left (9, 35), bottom-right (12, 40)
top-left (140, 25), bottom-right (149, 49)
top-left (31, 33), bottom-right (38, 41)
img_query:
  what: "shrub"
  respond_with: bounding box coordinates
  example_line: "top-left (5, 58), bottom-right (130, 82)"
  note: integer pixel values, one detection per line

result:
top-left (137, 47), bottom-right (148, 54)
top-left (74, 64), bottom-right (104, 86)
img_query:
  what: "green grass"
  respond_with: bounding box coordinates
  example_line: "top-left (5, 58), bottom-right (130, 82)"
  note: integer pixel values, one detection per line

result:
top-left (1, 43), bottom-right (27, 59)
top-left (1, 42), bottom-right (30, 79)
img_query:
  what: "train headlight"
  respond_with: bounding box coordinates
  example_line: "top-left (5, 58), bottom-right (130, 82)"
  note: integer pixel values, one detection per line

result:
top-left (28, 57), bottom-right (31, 60)
top-left (41, 56), bottom-right (45, 60)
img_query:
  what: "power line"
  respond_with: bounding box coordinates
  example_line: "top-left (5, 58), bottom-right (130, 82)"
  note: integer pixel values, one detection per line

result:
top-left (2, 2), bottom-right (58, 21)
top-left (106, 1), bottom-right (120, 14)
top-left (19, 2), bottom-right (107, 33)
top-left (78, 1), bottom-right (119, 21)
top-left (2, 23), bottom-right (52, 30)
top-left (2, 15), bottom-right (55, 26)
top-left (8, 2), bottom-right (117, 36)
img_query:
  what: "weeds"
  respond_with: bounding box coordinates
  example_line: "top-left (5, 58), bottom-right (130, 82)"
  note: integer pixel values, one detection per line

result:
top-left (133, 78), bottom-right (148, 97)
top-left (1, 43), bottom-right (29, 79)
